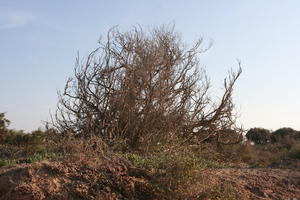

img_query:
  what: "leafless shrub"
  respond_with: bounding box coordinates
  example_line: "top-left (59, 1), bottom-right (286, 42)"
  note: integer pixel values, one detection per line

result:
top-left (52, 25), bottom-right (242, 149)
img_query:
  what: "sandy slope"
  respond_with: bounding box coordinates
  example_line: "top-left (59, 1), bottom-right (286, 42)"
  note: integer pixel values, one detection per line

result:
top-left (0, 160), bottom-right (299, 200)
top-left (0, 160), bottom-right (155, 200)
top-left (195, 167), bottom-right (300, 199)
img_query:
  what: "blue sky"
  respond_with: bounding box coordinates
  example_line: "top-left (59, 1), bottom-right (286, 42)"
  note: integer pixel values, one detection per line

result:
top-left (0, 0), bottom-right (299, 131)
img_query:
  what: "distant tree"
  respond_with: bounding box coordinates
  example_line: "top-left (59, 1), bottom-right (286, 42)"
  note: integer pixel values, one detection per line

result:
top-left (270, 127), bottom-right (299, 143)
top-left (246, 128), bottom-right (271, 145)
top-left (52, 25), bottom-right (242, 148)
top-left (297, 131), bottom-right (300, 140)
top-left (0, 112), bottom-right (10, 131)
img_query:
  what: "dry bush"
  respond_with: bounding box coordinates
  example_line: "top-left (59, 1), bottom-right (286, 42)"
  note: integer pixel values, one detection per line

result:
top-left (52, 25), bottom-right (242, 150)
top-left (43, 132), bottom-right (107, 166)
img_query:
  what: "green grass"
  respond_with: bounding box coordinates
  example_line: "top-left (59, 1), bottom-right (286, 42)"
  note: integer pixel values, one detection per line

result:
top-left (0, 152), bottom-right (64, 167)
top-left (197, 182), bottom-right (236, 200)
top-left (23, 152), bottom-right (63, 163)
top-left (0, 159), bottom-right (17, 167)
top-left (126, 152), bottom-right (235, 170)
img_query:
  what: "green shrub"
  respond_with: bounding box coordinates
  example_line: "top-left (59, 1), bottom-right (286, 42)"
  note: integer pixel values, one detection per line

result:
top-left (287, 142), bottom-right (300, 159)
top-left (246, 128), bottom-right (271, 145)
top-left (0, 112), bottom-right (10, 131)
top-left (271, 127), bottom-right (298, 143)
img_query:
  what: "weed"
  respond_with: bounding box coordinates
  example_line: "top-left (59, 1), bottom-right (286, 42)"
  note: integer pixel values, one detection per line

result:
top-left (196, 182), bottom-right (237, 200)
top-left (0, 159), bottom-right (17, 167)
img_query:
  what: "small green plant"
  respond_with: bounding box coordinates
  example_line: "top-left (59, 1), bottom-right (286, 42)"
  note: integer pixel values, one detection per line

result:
top-left (197, 182), bottom-right (236, 200)
top-left (24, 152), bottom-right (58, 163)
top-left (0, 152), bottom-right (63, 167)
top-left (0, 159), bottom-right (17, 167)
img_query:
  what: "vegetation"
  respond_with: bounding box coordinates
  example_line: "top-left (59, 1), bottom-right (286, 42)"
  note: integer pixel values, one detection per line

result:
top-left (52, 26), bottom-right (242, 150)
top-left (246, 128), bottom-right (271, 144)
top-left (1, 25), bottom-right (300, 199)
top-left (270, 127), bottom-right (300, 143)
top-left (0, 112), bottom-right (10, 131)
top-left (241, 127), bottom-right (300, 167)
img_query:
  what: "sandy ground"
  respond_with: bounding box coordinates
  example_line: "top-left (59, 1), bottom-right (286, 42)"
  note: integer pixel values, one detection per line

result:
top-left (195, 167), bottom-right (300, 199)
top-left (0, 160), bottom-right (299, 200)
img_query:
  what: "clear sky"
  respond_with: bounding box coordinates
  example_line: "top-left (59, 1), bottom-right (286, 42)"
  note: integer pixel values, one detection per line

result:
top-left (0, 0), bottom-right (299, 131)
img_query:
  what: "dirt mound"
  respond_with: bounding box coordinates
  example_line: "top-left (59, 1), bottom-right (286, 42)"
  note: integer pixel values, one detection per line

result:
top-left (194, 167), bottom-right (300, 199)
top-left (1, 157), bottom-right (300, 200)
top-left (0, 157), bottom-right (157, 200)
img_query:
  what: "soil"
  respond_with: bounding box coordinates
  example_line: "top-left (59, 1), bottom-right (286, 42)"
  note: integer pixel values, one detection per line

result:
top-left (195, 167), bottom-right (300, 199)
top-left (0, 157), bottom-right (156, 200)
top-left (0, 159), bottom-right (299, 200)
